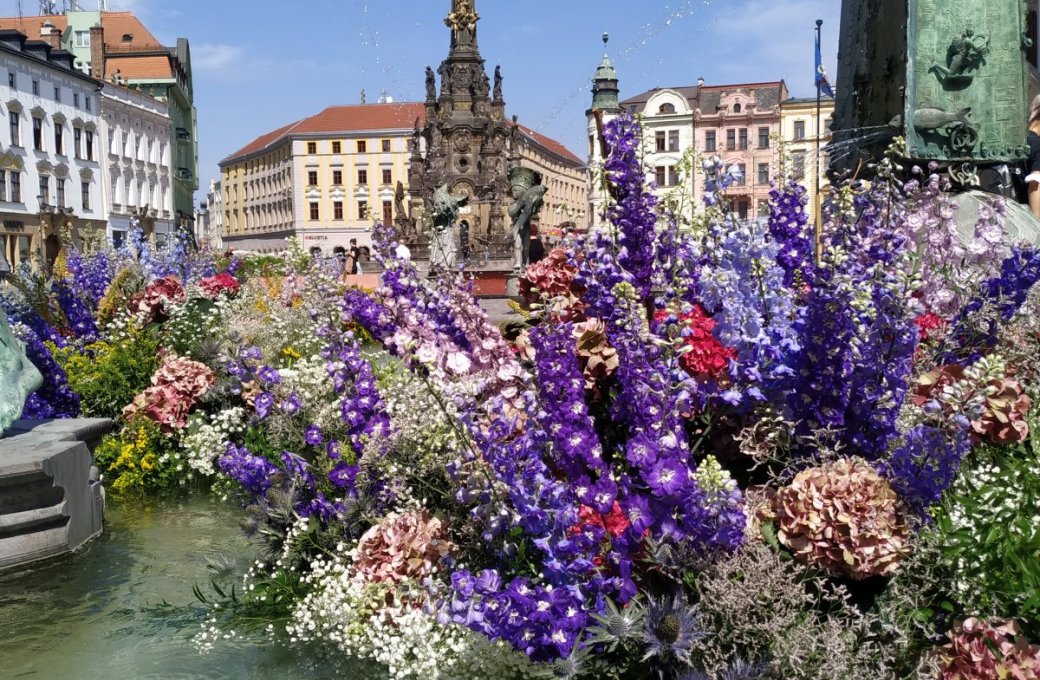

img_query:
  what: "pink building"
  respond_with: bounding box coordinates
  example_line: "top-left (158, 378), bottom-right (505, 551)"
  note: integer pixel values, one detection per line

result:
top-left (620, 80), bottom-right (789, 221)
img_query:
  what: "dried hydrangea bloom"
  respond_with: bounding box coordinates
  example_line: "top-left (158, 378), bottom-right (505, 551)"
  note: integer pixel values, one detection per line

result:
top-left (774, 457), bottom-right (910, 580)
top-left (353, 510), bottom-right (454, 585)
top-left (927, 618), bottom-right (1040, 680)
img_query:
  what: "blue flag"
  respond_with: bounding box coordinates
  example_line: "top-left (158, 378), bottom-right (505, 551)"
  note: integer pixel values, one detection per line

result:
top-left (815, 31), bottom-right (835, 97)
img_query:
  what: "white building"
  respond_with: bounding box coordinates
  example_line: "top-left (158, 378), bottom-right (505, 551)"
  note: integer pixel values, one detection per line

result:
top-left (99, 81), bottom-right (172, 249)
top-left (194, 177), bottom-right (223, 250)
top-left (585, 41), bottom-right (622, 230)
top-left (0, 28), bottom-right (102, 268)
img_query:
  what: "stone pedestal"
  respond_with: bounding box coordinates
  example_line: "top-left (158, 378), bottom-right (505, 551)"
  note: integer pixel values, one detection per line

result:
top-left (0, 418), bottom-right (112, 572)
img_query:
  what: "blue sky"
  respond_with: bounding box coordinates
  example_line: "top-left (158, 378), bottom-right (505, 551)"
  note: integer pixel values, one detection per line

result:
top-left (0, 0), bottom-right (840, 202)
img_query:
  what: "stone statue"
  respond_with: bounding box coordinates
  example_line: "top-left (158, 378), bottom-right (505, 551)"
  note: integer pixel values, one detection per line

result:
top-left (507, 167), bottom-right (547, 270)
top-left (410, 117), bottom-right (423, 156)
top-left (432, 183), bottom-right (469, 229)
top-left (425, 66), bottom-right (437, 100)
top-left (493, 65), bottom-right (503, 101)
top-left (394, 180), bottom-right (407, 220)
top-left (0, 313), bottom-right (43, 435)
top-left (509, 114), bottom-right (520, 153)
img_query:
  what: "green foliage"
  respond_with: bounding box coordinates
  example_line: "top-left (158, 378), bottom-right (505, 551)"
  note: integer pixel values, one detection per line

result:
top-left (235, 255), bottom-right (287, 280)
top-left (930, 444), bottom-right (1040, 637)
top-left (93, 417), bottom-right (182, 494)
top-left (50, 327), bottom-right (160, 419)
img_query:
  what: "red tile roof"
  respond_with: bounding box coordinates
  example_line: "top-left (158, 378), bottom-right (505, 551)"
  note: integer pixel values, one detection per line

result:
top-left (0, 11), bottom-right (163, 49)
top-left (221, 102), bottom-right (583, 168)
top-left (106, 55), bottom-right (173, 81)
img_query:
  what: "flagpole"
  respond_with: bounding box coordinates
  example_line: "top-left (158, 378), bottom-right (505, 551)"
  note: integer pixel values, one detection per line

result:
top-left (815, 19), bottom-right (823, 255)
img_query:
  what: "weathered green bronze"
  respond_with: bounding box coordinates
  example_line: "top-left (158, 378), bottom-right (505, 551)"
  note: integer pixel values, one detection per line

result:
top-left (834, 0), bottom-right (1032, 175)
top-left (904, 0), bottom-right (1030, 163)
top-left (0, 313), bottom-right (43, 436)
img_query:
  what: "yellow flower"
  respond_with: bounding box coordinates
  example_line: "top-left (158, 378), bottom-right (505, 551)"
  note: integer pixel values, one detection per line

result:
top-left (114, 443), bottom-right (137, 470)
top-left (140, 453), bottom-right (156, 471)
top-left (282, 346), bottom-right (302, 360)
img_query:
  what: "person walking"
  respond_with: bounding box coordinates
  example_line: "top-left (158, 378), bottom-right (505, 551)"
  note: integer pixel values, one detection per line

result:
top-left (348, 239), bottom-right (361, 275)
top-left (528, 224), bottom-right (546, 265)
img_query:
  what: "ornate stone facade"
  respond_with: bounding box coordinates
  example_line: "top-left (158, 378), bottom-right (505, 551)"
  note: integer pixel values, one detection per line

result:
top-left (409, 0), bottom-right (513, 237)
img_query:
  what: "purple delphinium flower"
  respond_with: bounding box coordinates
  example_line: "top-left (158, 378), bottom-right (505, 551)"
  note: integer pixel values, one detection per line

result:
top-left (880, 424), bottom-right (970, 517)
top-left (8, 317), bottom-right (81, 419)
top-left (218, 443), bottom-right (277, 496)
top-left (647, 458), bottom-right (688, 498)
top-left (257, 365), bottom-right (281, 385)
top-left (254, 392), bottom-right (274, 420)
top-left (304, 425), bottom-right (324, 447)
top-left (280, 392), bottom-right (302, 416)
top-left (767, 180), bottom-right (815, 287)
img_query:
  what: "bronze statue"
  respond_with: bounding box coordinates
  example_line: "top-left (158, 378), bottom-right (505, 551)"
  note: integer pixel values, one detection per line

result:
top-left (425, 66), bottom-right (437, 100)
top-left (445, 0), bottom-right (479, 47)
top-left (493, 65), bottom-right (503, 101)
top-left (930, 29), bottom-right (990, 85)
top-left (507, 167), bottom-right (546, 270)
top-left (0, 313), bottom-right (43, 435)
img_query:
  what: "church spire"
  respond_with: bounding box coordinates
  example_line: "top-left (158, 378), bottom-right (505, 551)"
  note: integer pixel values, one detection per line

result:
top-left (589, 32), bottom-right (621, 115)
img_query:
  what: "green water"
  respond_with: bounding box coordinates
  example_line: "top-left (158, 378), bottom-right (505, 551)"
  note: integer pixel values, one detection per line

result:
top-left (0, 496), bottom-right (344, 679)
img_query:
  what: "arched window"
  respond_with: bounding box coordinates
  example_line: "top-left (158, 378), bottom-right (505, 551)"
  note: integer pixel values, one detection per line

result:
top-left (658, 102), bottom-right (676, 114)
top-left (733, 103), bottom-right (742, 113)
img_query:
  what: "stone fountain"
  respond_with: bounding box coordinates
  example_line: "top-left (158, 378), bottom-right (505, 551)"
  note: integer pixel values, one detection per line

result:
top-left (0, 312), bottom-right (110, 572)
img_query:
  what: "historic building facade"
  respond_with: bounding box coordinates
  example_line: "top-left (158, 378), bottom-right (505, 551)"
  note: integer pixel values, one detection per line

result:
top-left (585, 40), bottom-right (622, 231)
top-left (0, 29), bottom-right (102, 269)
top-left (0, 10), bottom-right (198, 231)
top-left (219, 103), bottom-right (423, 252)
top-left (779, 95), bottom-right (835, 224)
top-left (194, 178), bottom-right (223, 251)
top-left (621, 80), bottom-right (789, 222)
top-left (100, 81), bottom-right (173, 248)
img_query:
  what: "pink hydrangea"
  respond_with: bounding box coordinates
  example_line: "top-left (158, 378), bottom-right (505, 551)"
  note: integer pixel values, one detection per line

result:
top-left (198, 272), bottom-right (241, 300)
top-left (132, 276), bottom-right (186, 323)
top-left (929, 618), bottom-right (1040, 680)
top-left (353, 510), bottom-right (454, 585)
top-left (124, 356), bottom-right (216, 431)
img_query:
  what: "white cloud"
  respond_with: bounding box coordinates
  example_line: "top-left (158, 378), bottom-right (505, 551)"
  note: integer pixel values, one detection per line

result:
top-left (711, 0), bottom-right (840, 97)
top-left (192, 43), bottom-right (244, 72)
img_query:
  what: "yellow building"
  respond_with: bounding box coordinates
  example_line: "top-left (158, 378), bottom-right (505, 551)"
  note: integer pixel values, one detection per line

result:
top-left (220, 102), bottom-right (587, 252)
top-left (220, 102), bottom-right (424, 252)
top-left (779, 95), bottom-right (835, 225)
top-left (514, 124), bottom-right (588, 235)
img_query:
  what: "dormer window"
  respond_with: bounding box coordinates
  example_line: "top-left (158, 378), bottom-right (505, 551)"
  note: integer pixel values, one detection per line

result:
top-left (733, 103), bottom-right (742, 113)
top-left (121, 33), bottom-right (134, 43)
top-left (658, 102), bottom-right (676, 114)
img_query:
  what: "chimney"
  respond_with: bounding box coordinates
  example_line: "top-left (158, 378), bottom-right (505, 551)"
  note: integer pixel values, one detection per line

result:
top-left (89, 24), bottom-right (104, 79)
top-left (40, 21), bottom-right (62, 50)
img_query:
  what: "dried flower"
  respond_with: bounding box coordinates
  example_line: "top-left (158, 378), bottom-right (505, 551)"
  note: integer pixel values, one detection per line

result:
top-left (774, 457), bottom-right (910, 580)
top-left (927, 618), bottom-right (1040, 680)
top-left (353, 510), bottom-right (454, 585)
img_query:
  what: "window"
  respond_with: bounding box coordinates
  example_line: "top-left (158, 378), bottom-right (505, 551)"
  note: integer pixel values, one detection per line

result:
top-left (382, 169), bottom-right (392, 185)
top-left (333, 201), bottom-right (343, 220)
top-left (84, 96), bottom-right (90, 112)
top-left (758, 199), bottom-right (770, 217)
top-left (39, 175), bottom-right (50, 204)
top-left (757, 162), bottom-right (770, 185)
top-left (32, 117), bottom-right (43, 151)
top-left (794, 120), bottom-right (806, 140)
top-left (739, 128), bottom-right (748, 150)
top-left (381, 139), bottom-right (391, 152)
top-left (357, 169), bottom-right (368, 184)
top-left (32, 80), bottom-right (39, 95)
top-left (704, 130), bottom-right (716, 152)
top-left (56, 178), bottom-right (66, 208)
top-left (726, 129), bottom-right (736, 150)
top-left (53, 86), bottom-right (60, 102)
top-left (667, 166), bottom-right (679, 187)
top-left (307, 170), bottom-right (318, 186)
top-left (658, 102), bottom-right (676, 114)
top-left (54, 125), bottom-right (63, 155)
top-left (81, 181), bottom-right (90, 210)
top-left (736, 163), bottom-right (747, 185)
top-left (0, 170), bottom-right (6, 202)
top-left (733, 103), bottom-right (742, 113)
top-left (309, 201), bottom-right (319, 220)
top-left (74, 30), bottom-right (90, 47)
top-left (332, 169), bottom-right (342, 185)
top-left (73, 92), bottom-right (79, 108)
top-left (307, 141), bottom-right (317, 154)
top-left (758, 127), bottom-right (770, 149)
top-left (332, 141), bottom-right (341, 154)
top-left (654, 166), bottom-right (666, 186)
top-left (668, 130), bottom-right (680, 152)
top-left (357, 140), bottom-right (367, 153)
top-left (85, 130), bottom-right (94, 160)
top-left (655, 131), bottom-right (666, 153)
top-left (792, 151), bottom-right (806, 180)
top-left (10, 171), bottom-right (20, 202)
top-left (7, 72), bottom-right (13, 89)
top-left (382, 200), bottom-right (393, 222)
top-left (737, 200), bottom-right (749, 220)
top-left (358, 201), bottom-right (368, 219)
top-left (9, 111), bottom-right (19, 146)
